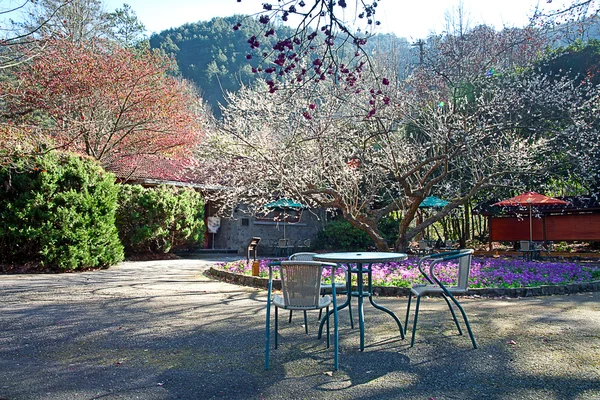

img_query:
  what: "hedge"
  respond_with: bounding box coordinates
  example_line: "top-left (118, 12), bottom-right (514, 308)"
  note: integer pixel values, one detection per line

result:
top-left (0, 152), bottom-right (124, 271)
top-left (116, 184), bottom-right (205, 254)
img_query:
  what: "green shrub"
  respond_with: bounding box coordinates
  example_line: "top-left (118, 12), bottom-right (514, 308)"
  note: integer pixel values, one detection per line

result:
top-left (0, 152), bottom-right (124, 271)
top-left (379, 215), bottom-right (400, 247)
top-left (313, 219), bottom-right (375, 251)
top-left (116, 185), bottom-right (205, 254)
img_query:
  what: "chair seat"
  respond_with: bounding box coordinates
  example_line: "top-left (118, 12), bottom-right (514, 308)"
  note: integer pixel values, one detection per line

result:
top-left (273, 294), bottom-right (332, 310)
top-left (410, 284), bottom-right (468, 296)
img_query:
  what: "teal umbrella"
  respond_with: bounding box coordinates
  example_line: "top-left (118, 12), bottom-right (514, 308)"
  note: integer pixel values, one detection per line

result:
top-left (418, 196), bottom-right (449, 241)
top-left (419, 196), bottom-right (449, 208)
top-left (264, 199), bottom-right (306, 240)
top-left (264, 199), bottom-right (306, 208)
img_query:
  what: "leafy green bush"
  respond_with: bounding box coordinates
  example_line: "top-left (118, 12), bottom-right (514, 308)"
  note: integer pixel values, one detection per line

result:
top-left (313, 219), bottom-right (375, 251)
top-left (116, 185), bottom-right (205, 254)
top-left (0, 152), bottom-right (124, 271)
top-left (378, 215), bottom-right (400, 247)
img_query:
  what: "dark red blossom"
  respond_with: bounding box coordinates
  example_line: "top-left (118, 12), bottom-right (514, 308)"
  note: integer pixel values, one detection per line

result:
top-left (247, 36), bottom-right (260, 49)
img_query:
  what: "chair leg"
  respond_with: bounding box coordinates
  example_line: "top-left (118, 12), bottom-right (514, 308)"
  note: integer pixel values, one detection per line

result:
top-left (333, 304), bottom-right (339, 371)
top-left (410, 296), bottom-right (422, 347)
top-left (404, 294), bottom-right (412, 335)
top-left (288, 310), bottom-right (293, 323)
top-left (326, 305), bottom-right (330, 348)
top-left (265, 302), bottom-right (271, 370)
top-left (322, 289), bottom-right (353, 328)
top-left (347, 293), bottom-right (354, 329)
top-left (303, 310), bottom-right (308, 334)
top-left (446, 294), bottom-right (478, 349)
top-left (274, 306), bottom-right (279, 349)
top-left (441, 293), bottom-right (463, 336)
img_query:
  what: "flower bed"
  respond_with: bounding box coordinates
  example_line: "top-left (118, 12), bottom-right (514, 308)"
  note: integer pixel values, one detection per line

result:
top-left (216, 257), bottom-right (600, 289)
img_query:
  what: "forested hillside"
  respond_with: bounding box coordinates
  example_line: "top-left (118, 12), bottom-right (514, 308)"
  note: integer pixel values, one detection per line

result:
top-left (149, 16), bottom-right (297, 116)
top-left (149, 16), bottom-right (419, 116)
top-left (149, 13), bottom-right (600, 118)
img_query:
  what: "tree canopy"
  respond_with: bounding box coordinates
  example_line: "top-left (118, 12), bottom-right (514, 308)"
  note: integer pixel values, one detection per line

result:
top-left (198, 23), bottom-right (599, 251)
top-left (1, 38), bottom-right (207, 169)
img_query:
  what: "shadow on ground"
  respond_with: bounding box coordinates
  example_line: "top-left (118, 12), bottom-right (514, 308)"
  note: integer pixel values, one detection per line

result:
top-left (0, 256), bottom-right (599, 399)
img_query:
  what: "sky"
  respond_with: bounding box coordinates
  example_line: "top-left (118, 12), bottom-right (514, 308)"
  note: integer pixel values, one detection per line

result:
top-left (101, 0), bottom-right (569, 39)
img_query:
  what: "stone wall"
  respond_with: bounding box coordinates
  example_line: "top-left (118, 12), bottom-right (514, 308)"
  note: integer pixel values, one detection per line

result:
top-left (209, 207), bottom-right (327, 255)
top-left (207, 267), bottom-right (600, 298)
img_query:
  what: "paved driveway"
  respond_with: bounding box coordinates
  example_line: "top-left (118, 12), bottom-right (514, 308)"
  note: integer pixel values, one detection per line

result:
top-left (1, 257), bottom-right (599, 400)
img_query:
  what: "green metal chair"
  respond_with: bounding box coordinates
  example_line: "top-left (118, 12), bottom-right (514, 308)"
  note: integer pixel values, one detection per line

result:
top-left (404, 249), bottom-right (478, 349)
top-left (265, 260), bottom-right (340, 370)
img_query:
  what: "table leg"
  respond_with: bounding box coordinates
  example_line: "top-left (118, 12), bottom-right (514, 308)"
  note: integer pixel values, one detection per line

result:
top-left (357, 263), bottom-right (365, 351)
top-left (366, 266), bottom-right (405, 339)
top-left (317, 278), bottom-right (351, 339)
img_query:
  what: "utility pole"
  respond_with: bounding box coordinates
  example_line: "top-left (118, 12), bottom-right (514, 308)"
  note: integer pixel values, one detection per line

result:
top-left (412, 39), bottom-right (425, 65)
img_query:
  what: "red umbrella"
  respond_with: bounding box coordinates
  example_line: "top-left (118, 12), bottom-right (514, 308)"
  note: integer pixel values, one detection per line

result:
top-left (492, 192), bottom-right (569, 243)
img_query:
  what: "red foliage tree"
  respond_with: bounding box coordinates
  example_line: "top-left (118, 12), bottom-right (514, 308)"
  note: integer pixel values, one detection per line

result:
top-left (2, 38), bottom-right (206, 168)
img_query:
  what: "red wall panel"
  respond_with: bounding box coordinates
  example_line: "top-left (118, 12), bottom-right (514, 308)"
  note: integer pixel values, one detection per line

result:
top-left (545, 214), bottom-right (600, 241)
top-left (490, 214), bottom-right (600, 242)
top-left (490, 216), bottom-right (544, 241)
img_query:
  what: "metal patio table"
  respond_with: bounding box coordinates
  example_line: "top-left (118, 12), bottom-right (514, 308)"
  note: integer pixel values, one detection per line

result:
top-left (314, 251), bottom-right (408, 351)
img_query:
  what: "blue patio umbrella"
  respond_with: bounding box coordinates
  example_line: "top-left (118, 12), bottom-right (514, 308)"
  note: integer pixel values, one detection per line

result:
top-left (418, 196), bottom-right (449, 241)
top-left (264, 198), bottom-right (306, 208)
top-left (264, 199), bottom-right (306, 241)
top-left (419, 196), bottom-right (449, 208)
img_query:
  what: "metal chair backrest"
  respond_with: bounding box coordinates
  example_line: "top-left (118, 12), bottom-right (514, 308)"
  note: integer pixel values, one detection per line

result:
top-left (520, 240), bottom-right (531, 251)
top-left (455, 250), bottom-right (473, 289)
top-left (419, 249), bottom-right (474, 289)
top-left (418, 240), bottom-right (429, 250)
top-left (289, 252), bottom-right (317, 261)
top-left (278, 238), bottom-right (289, 248)
top-left (279, 261), bottom-right (324, 309)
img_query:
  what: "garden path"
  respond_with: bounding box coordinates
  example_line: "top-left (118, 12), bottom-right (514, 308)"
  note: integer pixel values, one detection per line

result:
top-left (0, 256), bottom-right (598, 399)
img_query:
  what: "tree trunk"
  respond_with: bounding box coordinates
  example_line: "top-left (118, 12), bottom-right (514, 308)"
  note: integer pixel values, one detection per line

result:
top-left (345, 215), bottom-right (389, 251)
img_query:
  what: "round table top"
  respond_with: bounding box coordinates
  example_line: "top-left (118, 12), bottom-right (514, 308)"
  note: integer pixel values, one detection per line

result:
top-left (313, 251), bottom-right (408, 263)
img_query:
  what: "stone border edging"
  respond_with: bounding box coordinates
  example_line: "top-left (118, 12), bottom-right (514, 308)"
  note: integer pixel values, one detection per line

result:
top-left (207, 267), bottom-right (600, 298)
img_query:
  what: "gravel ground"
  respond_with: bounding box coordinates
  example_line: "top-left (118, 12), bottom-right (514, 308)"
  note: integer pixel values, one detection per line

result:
top-left (0, 256), bottom-right (599, 400)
